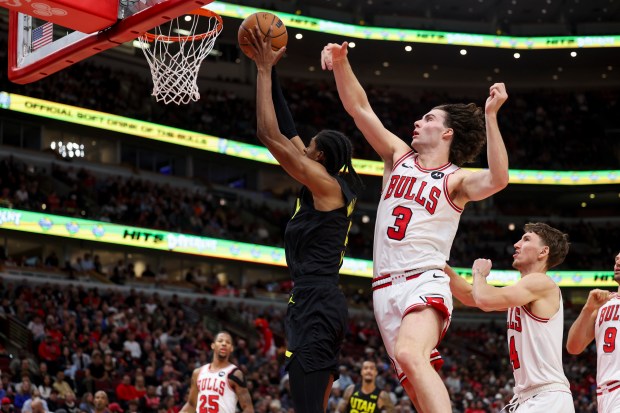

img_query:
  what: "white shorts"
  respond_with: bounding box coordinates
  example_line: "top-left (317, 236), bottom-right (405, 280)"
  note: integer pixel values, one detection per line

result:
top-left (512, 391), bottom-right (574, 413)
top-left (372, 268), bottom-right (453, 380)
top-left (598, 386), bottom-right (620, 413)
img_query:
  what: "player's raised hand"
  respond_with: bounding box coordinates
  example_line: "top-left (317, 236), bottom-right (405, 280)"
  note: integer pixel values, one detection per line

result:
top-left (472, 258), bottom-right (493, 278)
top-left (247, 25), bottom-right (286, 68)
top-left (485, 83), bottom-right (508, 116)
top-left (584, 289), bottom-right (612, 312)
top-left (321, 42), bottom-right (348, 71)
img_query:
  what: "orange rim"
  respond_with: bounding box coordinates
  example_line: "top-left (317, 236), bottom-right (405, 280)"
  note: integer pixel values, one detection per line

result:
top-left (141, 8), bottom-right (223, 42)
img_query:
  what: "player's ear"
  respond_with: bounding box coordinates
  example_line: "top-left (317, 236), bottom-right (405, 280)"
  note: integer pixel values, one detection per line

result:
top-left (443, 128), bottom-right (454, 139)
top-left (539, 245), bottom-right (549, 258)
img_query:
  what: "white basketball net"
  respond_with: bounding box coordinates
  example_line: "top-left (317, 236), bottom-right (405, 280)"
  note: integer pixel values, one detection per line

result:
top-left (138, 11), bottom-right (222, 105)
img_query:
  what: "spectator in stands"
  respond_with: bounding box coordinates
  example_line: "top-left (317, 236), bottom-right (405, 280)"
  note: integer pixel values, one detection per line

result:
top-left (93, 255), bottom-right (104, 275)
top-left (115, 374), bottom-right (140, 406)
top-left (21, 390), bottom-right (50, 413)
top-left (37, 375), bottom-right (53, 399)
top-left (254, 318), bottom-right (275, 360)
top-left (28, 316), bottom-right (47, 342)
top-left (63, 393), bottom-right (80, 413)
top-left (72, 347), bottom-right (91, 376)
top-left (93, 391), bottom-right (109, 413)
top-left (46, 390), bottom-right (62, 412)
top-left (12, 377), bottom-right (31, 410)
top-left (87, 353), bottom-right (105, 381)
top-left (76, 370), bottom-right (95, 397)
top-left (38, 332), bottom-right (61, 372)
top-left (141, 265), bottom-right (156, 279)
top-left (82, 254), bottom-right (95, 273)
top-left (140, 385), bottom-right (160, 413)
top-left (78, 393), bottom-right (95, 413)
top-left (0, 397), bottom-right (13, 413)
top-left (53, 371), bottom-right (76, 401)
top-left (122, 332), bottom-right (142, 360)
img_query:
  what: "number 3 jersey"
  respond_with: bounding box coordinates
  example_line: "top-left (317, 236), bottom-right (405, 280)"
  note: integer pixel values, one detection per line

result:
top-left (196, 363), bottom-right (238, 413)
top-left (506, 292), bottom-right (570, 396)
top-left (374, 151), bottom-right (461, 275)
top-left (595, 292), bottom-right (620, 390)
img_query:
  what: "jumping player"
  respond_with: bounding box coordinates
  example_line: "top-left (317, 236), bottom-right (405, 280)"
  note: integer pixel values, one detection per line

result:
top-left (321, 42), bottom-right (509, 412)
top-left (567, 251), bottom-right (620, 413)
top-left (246, 27), bottom-right (363, 413)
top-left (180, 331), bottom-right (253, 413)
top-left (447, 223), bottom-right (574, 412)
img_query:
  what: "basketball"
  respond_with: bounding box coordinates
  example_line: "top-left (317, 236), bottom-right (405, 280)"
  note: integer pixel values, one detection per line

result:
top-left (237, 12), bottom-right (288, 59)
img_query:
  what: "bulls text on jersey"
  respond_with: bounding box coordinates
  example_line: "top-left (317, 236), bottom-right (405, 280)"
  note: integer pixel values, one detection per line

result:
top-left (197, 376), bottom-right (226, 396)
top-left (507, 307), bottom-right (522, 332)
top-left (383, 175), bottom-right (441, 215)
top-left (598, 304), bottom-right (620, 327)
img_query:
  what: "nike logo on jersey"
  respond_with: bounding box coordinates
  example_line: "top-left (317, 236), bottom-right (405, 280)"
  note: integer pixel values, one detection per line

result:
top-left (402, 163), bottom-right (413, 168)
top-left (432, 273), bottom-right (443, 278)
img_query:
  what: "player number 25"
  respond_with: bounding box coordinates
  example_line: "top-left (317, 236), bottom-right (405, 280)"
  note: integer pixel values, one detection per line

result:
top-left (199, 394), bottom-right (219, 413)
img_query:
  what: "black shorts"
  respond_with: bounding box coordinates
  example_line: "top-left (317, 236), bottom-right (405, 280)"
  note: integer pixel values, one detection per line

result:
top-left (284, 277), bottom-right (348, 375)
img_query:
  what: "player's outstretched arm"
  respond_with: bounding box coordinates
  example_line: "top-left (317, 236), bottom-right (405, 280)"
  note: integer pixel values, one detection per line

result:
top-left (271, 66), bottom-right (305, 154)
top-left (321, 42), bottom-right (410, 165)
top-left (179, 368), bottom-right (199, 413)
top-left (471, 258), bottom-right (556, 312)
top-left (250, 27), bottom-right (340, 199)
top-left (336, 384), bottom-right (355, 413)
top-left (458, 83), bottom-right (510, 203)
top-left (445, 265), bottom-right (476, 307)
top-left (229, 369), bottom-right (254, 413)
top-left (566, 289), bottom-right (611, 354)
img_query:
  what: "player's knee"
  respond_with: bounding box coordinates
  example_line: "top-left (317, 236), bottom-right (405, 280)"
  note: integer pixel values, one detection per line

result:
top-left (394, 346), bottom-right (427, 371)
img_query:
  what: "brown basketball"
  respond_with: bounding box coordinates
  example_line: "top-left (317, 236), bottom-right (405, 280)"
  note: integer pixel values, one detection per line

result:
top-left (237, 12), bottom-right (288, 59)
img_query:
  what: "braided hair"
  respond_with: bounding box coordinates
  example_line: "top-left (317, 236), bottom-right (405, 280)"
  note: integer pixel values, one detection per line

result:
top-left (314, 129), bottom-right (364, 194)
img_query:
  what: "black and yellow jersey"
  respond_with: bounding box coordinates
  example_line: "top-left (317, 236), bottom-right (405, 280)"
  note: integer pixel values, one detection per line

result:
top-left (346, 384), bottom-right (382, 413)
top-left (284, 176), bottom-right (356, 281)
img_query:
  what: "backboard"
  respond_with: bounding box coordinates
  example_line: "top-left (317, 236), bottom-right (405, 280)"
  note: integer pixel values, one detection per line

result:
top-left (6, 0), bottom-right (215, 84)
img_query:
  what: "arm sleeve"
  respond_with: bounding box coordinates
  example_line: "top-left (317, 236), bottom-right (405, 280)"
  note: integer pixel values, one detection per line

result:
top-left (271, 67), bottom-right (299, 139)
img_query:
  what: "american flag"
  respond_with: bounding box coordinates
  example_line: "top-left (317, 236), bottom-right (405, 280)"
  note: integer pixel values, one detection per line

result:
top-left (32, 22), bottom-right (53, 50)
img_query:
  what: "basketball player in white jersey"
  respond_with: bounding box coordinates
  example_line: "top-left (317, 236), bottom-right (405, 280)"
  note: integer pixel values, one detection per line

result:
top-left (567, 251), bottom-right (620, 413)
top-left (321, 43), bottom-right (509, 412)
top-left (180, 331), bottom-right (254, 413)
top-left (447, 222), bottom-right (573, 412)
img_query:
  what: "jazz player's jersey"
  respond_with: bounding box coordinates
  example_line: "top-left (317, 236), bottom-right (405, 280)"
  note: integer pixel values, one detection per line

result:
top-left (374, 151), bottom-right (461, 275)
top-left (346, 385), bottom-right (382, 413)
top-left (594, 293), bottom-right (620, 391)
top-left (196, 363), bottom-right (238, 413)
top-left (507, 292), bottom-right (570, 396)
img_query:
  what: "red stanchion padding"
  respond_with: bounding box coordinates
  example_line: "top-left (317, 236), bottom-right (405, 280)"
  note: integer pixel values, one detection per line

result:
top-left (1, 0), bottom-right (118, 33)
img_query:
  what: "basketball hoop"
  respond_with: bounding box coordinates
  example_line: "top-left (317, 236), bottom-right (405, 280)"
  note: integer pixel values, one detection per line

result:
top-left (138, 8), bottom-right (223, 105)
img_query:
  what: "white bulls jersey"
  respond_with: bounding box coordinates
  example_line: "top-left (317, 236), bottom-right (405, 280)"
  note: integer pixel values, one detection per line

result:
top-left (196, 363), bottom-right (238, 413)
top-left (374, 151), bottom-right (461, 275)
top-left (507, 293), bottom-right (570, 396)
top-left (595, 293), bottom-right (620, 390)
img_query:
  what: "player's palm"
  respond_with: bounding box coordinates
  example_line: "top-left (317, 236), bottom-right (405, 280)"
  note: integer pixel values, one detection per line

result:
top-left (321, 42), bottom-right (348, 71)
top-left (249, 26), bottom-right (286, 67)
